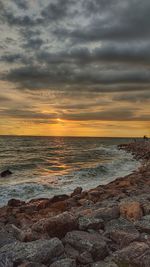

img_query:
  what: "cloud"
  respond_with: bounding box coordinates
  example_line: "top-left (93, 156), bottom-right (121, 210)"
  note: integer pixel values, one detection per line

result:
top-left (0, 0), bottom-right (150, 130)
top-left (12, 0), bottom-right (29, 10)
top-left (60, 107), bottom-right (150, 121)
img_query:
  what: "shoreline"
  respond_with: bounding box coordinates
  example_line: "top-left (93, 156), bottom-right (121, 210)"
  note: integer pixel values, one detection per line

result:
top-left (0, 140), bottom-right (150, 266)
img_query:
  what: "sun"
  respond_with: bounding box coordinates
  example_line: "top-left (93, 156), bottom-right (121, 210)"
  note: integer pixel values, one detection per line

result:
top-left (56, 118), bottom-right (63, 122)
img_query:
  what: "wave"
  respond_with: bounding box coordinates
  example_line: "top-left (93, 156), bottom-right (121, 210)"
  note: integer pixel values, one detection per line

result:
top-left (0, 143), bottom-right (140, 207)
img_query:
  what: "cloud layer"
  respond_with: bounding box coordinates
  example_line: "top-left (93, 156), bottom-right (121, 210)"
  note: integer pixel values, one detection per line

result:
top-left (0, 0), bottom-right (150, 136)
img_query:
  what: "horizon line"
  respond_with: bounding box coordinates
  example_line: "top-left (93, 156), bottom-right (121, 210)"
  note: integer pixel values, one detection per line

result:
top-left (0, 134), bottom-right (146, 138)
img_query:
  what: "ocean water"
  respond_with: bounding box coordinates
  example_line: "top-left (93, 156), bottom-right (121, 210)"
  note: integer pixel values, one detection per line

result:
top-left (0, 136), bottom-right (140, 206)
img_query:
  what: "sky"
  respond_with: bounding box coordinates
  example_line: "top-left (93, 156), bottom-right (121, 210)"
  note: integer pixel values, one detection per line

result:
top-left (0, 0), bottom-right (150, 137)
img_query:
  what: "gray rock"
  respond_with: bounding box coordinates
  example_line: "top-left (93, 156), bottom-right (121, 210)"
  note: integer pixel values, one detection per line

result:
top-left (77, 251), bottom-right (93, 264)
top-left (91, 260), bottom-right (117, 267)
top-left (65, 244), bottom-right (79, 259)
top-left (18, 262), bottom-right (46, 267)
top-left (50, 258), bottom-right (76, 267)
top-left (0, 238), bottom-right (64, 265)
top-left (78, 216), bottom-right (104, 231)
top-left (94, 206), bottom-right (120, 221)
top-left (0, 228), bottom-right (16, 248)
top-left (105, 218), bottom-right (140, 248)
top-left (135, 215), bottom-right (150, 234)
top-left (114, 241), bottom-right (150, 267)
top-left (63, 230), bottom-right (108, 261)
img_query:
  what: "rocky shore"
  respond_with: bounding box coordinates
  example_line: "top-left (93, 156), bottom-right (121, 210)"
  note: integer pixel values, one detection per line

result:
top-left (0, 141), bottom-right (150, 267)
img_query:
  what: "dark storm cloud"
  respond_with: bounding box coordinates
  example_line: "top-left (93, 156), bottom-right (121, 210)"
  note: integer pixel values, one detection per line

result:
top-left (0, 0), bottom-right (150, 126)
top-left (3, 64), bottom-right (150, 91)
top-left (0, 2), bottom-right (42, 27)
top-left (1, 54), bottom-right (23, 63)
top-left (53, 0), bottom-right (150, 43)
top-left (41, 0), bottom-right (75, 22)
top-left (23, 38), bottom-right (44, 50)
top-left (12, 0), bottom-right (29, 10)
top-left (60, 107), bottom-right (150, 121)
top-left (37, 43), bottom-right (150, 66)
top-left (0, 108), bottom-right (57, 120)
top-left (113, 92), bottom-right (150, 103)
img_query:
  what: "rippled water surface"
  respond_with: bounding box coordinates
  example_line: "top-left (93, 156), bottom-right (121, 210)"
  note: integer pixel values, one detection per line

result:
top-left (0, 136), bottom-right (140, 206)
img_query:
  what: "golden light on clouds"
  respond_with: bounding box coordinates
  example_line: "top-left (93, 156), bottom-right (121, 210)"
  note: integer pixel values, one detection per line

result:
top-left (0, 0), bottom-right (150, 137)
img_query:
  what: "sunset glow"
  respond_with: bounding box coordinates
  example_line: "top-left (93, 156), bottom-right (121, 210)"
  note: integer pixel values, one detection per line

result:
top-left (0, 0), bottom-right (150, 137)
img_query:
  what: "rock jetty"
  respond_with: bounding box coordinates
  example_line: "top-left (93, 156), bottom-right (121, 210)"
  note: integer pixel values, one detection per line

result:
top-left (0, 140), bottom-right (150, 267)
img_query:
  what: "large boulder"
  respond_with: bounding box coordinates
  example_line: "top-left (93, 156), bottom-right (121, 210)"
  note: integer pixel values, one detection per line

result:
top-left (105, 218), bottom-right (140, 248)
top-left (63, 230), bottom-right (108, 261)
top-left (0, 238), bottom-right (64, 265)
top-left (114, 241), bottom-right (150, 267)
top-left (32, 212), bottom-right (78, 238)
top-left (94, 206), bottom-right (120, 221)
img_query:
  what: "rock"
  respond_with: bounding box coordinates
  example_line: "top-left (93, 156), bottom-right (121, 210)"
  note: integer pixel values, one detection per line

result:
top-left (0, 254), bottom-right (13, 267)
top-left (18, 262), bottom-right (46, 267)
top-left (142, 201), bottom-right (150, 215)
top-left (77, 251), bottom-right (93, 264)
top-left (105, 218), bottom-right (140, 248)
top-left (8, 198), bottom-right (25, 207)
top-left (0, 238), bottom-right (64, 265)
top-left (0, 169), bottom-right (12, 177)
top-left (11, 224), bottom-right (39, 242)
top-left (71, 187), bottom-right (82, 197)
top-left (91, 258), bottom-right (117, 267)
top-left (135, 215), bottom-right (150, 234)
top-left (65, 244), bottom-right (79, 259)
top-left (78, 216), bottom-right (104, 231)
top-left (50, 258), bottom-right (76, 267)
top-left (119, 201), bottom-right (143, 221)
top-left (94, 206), bottom-right (120, 221)
top-left (63, 230), bottom-right (108, 260)
top-left (114, 241), bottom-right (150, 267)
top-left (32, 212), bottom-right (78, 238)
top-left (50, 194), bottom-right (69, 203)
top-left (0, 228), bottom-right (16, 248)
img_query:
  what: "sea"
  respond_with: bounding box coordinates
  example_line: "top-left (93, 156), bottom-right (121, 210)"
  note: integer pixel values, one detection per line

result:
top-left (0, 136), bottom-right (140, 207)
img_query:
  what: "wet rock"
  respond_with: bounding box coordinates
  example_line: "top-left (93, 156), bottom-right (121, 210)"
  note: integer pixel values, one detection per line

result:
top-left (114, 241), bottom-right (150, 267)
top-left (119, 201), bottom-right (143, 221)
top-left (50, 258), bottom-right (76, 267)
top-left (32, 212), bottom-right (78, 238)
top-left (0, 169), bottom-right (12, 177)
top-left (8, 199), bottom-right (25, 207)
top-left (0, 238), bottom-right (64, 265)
top-left (135, 215), bottom-right (150, 234)
top-left (78, 216), bottom-right (104, 231)
top-left (94, 206), bottom-right (120, 221)
top-left (105, 218), bottom-right (140, 248)
top-left (71, 187), bottom-right (82, 197)
top-left (63, 230), bottom-right (108, 260)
